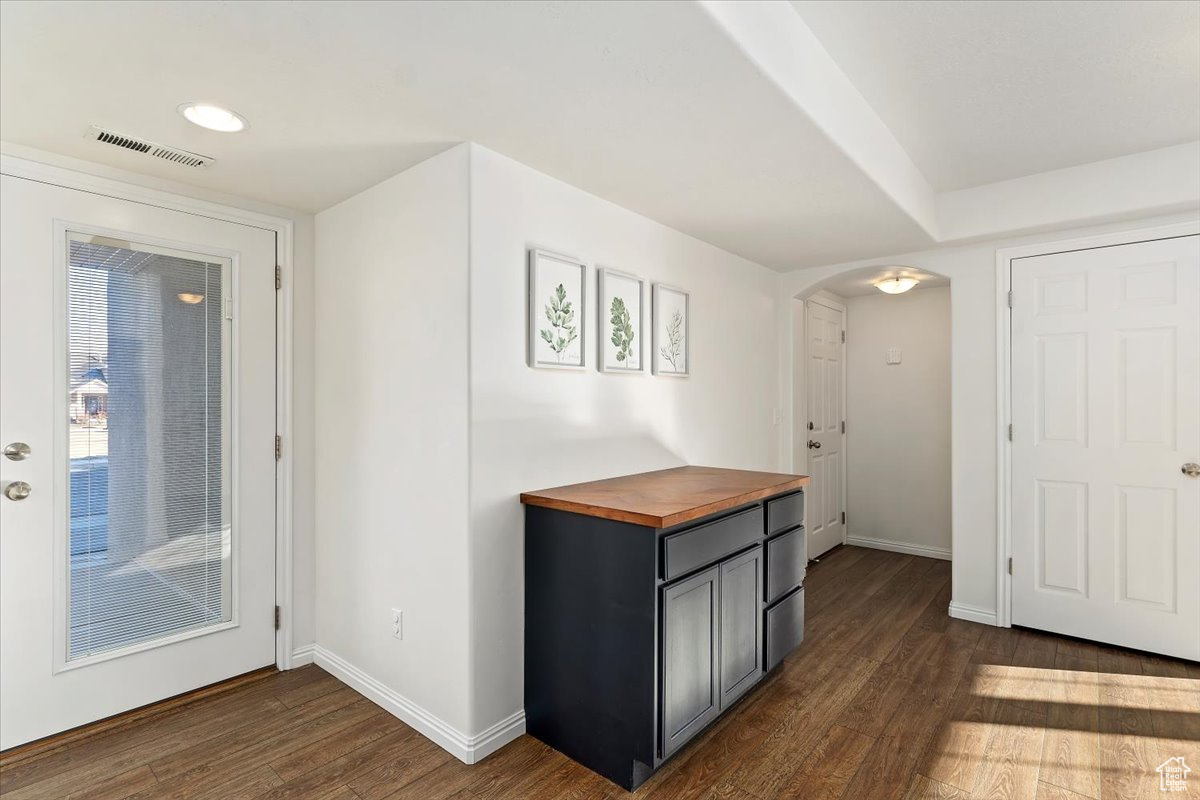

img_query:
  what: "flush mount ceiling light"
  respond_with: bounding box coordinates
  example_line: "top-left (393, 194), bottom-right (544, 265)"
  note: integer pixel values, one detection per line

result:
top-left (178, 103), bottom-right (247, 133)
top-left (875, 276), bottom-right (919, 295)
top-left (177, 292), bottom-right (205, 305)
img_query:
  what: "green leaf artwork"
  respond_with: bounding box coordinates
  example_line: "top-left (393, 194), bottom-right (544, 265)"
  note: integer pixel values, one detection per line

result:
top-left (609, 296), bottom-right (635, 363)
top-left (660, 309), bottom-right (684, 371)
top-left (539, 282), bottom-right (578, 362)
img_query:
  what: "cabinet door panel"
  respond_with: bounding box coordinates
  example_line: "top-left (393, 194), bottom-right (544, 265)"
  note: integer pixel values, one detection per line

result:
top-left (720, 546), bottom-right (763, 708)
top-left (661, 566), bottom-right (720, 758)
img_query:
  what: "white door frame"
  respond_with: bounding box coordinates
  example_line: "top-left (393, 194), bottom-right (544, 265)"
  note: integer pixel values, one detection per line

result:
top-left (801, 292), bottom-right (848, 550)
top-left (994, 218), bottom-right (1200, 629)
top-left (0, 153), bottom-right (298, 670)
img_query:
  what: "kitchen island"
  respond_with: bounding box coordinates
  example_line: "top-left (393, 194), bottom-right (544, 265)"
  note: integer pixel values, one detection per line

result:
top-left (520, 465), bottom-right (810, 791)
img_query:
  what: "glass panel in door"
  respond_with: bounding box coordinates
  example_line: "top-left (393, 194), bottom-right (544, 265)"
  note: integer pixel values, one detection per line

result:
top-left (66, 232), bottom-right (232, 660)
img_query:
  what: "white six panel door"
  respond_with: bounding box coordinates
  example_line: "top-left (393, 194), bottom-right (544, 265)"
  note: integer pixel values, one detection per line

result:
top-left (0, 176), bottom-right (278, 748)
top-left (1011, 235), bottom-right (1200, 660)
top-left (805, 297), bottom-right (845, 559)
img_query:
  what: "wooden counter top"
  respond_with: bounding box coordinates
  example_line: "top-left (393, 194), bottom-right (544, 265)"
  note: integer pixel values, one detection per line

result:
top-left (519, 465), bottom-right (810, 528)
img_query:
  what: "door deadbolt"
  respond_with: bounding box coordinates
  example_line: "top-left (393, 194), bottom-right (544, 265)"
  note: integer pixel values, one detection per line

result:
top-left (3, 442), bottom-right (31, 461)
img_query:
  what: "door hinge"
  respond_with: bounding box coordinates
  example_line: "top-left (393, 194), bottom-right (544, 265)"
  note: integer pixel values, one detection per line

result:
top-left (275, 265), bottom-right (282, 290)
top-left (274, 435), bottom-right (282, 461)
top-left (841, 420), bottom-right (846, 434)
top-left (1007, 423), bottom-right (1013, 441)
top-left (840, 329), bottom-right (846, 343)
top-left (841, 511), bottom-right (846, 525)
top-left (1007, 290), bottom-right (1013, 308)
top-left (274, 605), bottom-right (281, 630)
top-left (1008, 557), bottom-right (1013, 575)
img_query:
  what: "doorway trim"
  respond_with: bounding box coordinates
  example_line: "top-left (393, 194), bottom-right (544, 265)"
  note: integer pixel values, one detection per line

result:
top-left (993, 218), bottom-right (1200, 631)
top-left (1, 153), bottom-right (299, 670)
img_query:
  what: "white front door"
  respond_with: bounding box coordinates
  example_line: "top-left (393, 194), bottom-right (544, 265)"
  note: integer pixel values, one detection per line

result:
top-left (1010, 235), bottom-right (1200, 660)
top-left (805, 297), bottom-right (846, 558)
top-left (0, 175), bottom-right (278, 748)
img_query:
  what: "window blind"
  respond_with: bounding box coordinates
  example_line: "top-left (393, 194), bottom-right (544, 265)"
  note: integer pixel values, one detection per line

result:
top-left (67, 234), bottom-right (231, 660)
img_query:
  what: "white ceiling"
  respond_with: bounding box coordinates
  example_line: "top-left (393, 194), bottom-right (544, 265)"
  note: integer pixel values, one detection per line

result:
top-left (1, 1), bottom-right (1197, 271)
top-left (0, 1), bottom-right (931, 270)
top-left (792, 0), bottom-right (1200, 191)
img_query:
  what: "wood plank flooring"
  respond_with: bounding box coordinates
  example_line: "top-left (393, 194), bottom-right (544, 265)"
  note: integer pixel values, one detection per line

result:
top-left (3, 546), bottom-right (1197, 799)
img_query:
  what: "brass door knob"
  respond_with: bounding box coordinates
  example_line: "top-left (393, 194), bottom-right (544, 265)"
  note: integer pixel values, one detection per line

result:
top-left (3, 481), bottom-right (31, 501)
top-left (1183, 463), bottom-right (1200, 478)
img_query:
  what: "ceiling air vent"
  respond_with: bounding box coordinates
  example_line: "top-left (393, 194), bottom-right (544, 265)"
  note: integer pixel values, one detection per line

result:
top-left (86, 125), bottom-right (214, 168)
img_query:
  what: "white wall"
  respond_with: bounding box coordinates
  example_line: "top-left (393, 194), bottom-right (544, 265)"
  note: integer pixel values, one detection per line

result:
top-left (779, 210), bottom-right (1200, 623)
top-left (314, 145), bottom-right (472, 733)
top-left (844, 287), bottom-right (950, 557)
top-left (467, 145), bottom-right (781, 737)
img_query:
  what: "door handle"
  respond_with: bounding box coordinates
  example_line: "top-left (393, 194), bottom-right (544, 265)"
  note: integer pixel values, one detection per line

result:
top-left (3, 481), bottom-right (31, 501)
top-left (1184, 463), bottom-right (1200, 478)
top-left (808, 440), bottom-right (821, 450)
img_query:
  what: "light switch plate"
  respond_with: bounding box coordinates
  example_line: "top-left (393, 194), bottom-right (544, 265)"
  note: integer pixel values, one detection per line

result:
top-left (886, 347), bottom-right (902, 365)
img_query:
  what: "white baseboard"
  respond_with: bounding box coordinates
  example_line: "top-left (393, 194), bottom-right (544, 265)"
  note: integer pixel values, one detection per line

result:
top-left (311, 645), bottom-right (525, 764)
top-left (948, 601), bottom-right (1000, 626)
top-left (290, 643), bottom-right (316, 667)
top-left (845, 535), bottom-right (951, 561)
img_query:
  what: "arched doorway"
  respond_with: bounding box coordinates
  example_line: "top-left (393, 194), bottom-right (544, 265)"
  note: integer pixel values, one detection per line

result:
top-left (787, 265), bottom-right (952, 563)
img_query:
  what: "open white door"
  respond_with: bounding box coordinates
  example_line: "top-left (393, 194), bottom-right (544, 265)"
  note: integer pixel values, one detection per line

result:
top-left (805, 297), bottom-right (846, 559)
top-left (0, 176), bottom-right (278, 748)
top-left (1010, 235), bottom-right (1200, 660)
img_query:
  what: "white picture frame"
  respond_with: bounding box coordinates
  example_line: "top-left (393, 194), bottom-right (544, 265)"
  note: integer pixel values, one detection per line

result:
top-left (528, 248), bottom-right (586, 369)
top-left (652, 283), bottom-right (689, 377)
top-left (597, 267), bottom-right (644, 373)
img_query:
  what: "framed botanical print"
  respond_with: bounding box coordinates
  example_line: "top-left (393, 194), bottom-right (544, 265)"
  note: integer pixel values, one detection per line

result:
top-left (652, 283), bottom-right (689, 377)
top-left (597, 267), bottom-right (644, 373)
top-left (528, 248), bottom-right (586, 369)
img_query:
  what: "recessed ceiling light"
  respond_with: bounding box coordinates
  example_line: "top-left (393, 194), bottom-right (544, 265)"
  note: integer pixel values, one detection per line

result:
top-left (178, 103), bottom-right (247, 133)
top-left (875, 277), bottom-right (919, 294)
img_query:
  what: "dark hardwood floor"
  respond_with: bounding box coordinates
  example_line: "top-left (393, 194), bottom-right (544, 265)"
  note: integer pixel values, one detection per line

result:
top-left (3, 546), bottom-right (1197, 800)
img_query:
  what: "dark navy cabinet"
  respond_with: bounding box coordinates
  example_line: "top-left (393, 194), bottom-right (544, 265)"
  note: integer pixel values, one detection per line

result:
top-left (522, 472), bottom-right (806, 791)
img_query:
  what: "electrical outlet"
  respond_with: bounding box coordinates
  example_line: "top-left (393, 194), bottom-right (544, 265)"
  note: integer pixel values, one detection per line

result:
top-left (391, 608), bottom-right (403, 640)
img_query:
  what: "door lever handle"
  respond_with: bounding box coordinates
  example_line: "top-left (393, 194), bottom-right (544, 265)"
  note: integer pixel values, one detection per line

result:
top-left (807, 440), bottom-right (821, 450)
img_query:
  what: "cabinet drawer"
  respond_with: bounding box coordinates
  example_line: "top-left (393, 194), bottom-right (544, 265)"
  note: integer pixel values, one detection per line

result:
top-left (765, 587), bottom-right (805, 671)
top-left (766, 528), bottom-right (806, 604)
top-left (766, 492), bottom-right (804, 536)
top-left (662, 507), bottom-right (763, 582)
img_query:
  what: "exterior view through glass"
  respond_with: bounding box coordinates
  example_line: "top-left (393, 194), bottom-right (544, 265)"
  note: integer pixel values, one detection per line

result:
top-left (67, 232), bottom-right (232, 660)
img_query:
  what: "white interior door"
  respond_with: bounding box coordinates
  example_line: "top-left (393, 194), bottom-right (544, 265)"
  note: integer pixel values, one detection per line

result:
top-left (805, 297), bottom-right (846, 558)
top-left (1010, 235), bottom-right (1200, 660)
top-left (0, 175), bottom-right (278, 748)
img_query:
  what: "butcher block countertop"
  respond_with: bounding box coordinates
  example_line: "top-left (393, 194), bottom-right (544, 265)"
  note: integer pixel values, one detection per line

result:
top-left (519, 465), bottom-right (810, 529)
